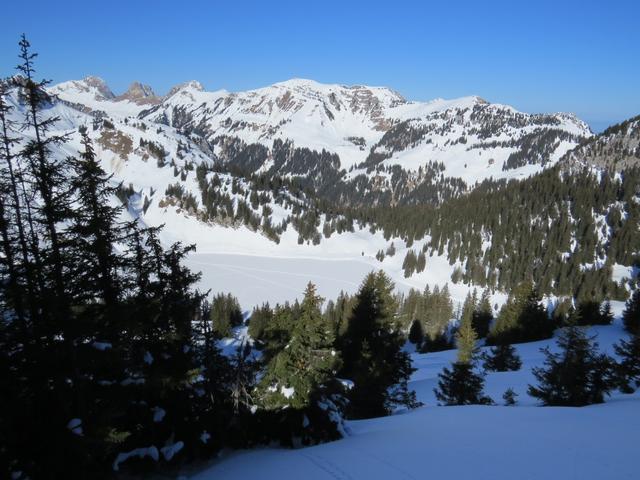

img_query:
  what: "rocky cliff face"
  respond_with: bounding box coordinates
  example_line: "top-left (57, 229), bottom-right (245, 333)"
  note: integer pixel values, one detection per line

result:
top-left (561, 115), bottom-right (640, 171)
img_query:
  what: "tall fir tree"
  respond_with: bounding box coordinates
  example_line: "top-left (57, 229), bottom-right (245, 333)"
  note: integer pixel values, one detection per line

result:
top-left (341, 271), bottom-right (420, 418)
top-left (434, 321), bottom-right (492, 406)
top-left (482, 344), bottom-right (522, 372)
top-left (258, 283), bottom-right (345, 444)
top-left (528, 323), bottom-right (615, 406)
top-left (472, 289), bottom-right (494, 338)
top-left (488, 282), bottom-right (554, 345)
top-left (455, 308), bottom-right (478, 364)
top-left (622, 289), bottom-right (640, 334)
top-left (614, 333), bottom-right (640, 393)
top-left (0, 38), bottom-right (236, 476)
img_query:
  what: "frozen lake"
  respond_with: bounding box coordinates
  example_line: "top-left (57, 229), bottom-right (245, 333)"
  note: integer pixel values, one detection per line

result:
top-left (185, 253), bottom-right (382, 309)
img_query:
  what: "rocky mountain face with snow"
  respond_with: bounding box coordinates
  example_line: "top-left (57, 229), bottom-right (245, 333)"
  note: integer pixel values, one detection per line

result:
top-left (50, 76), bottom-right (592, 206)
top-left (116, 81), bottom-right (161, 105)
top-left (561, 115), bottom-right (640, 172)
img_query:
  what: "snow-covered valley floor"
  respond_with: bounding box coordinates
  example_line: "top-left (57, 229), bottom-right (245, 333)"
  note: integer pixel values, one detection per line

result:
top-left (190, 320), bottom-right (639, 480)
top-left (184, 253), bottom-right (379, 309)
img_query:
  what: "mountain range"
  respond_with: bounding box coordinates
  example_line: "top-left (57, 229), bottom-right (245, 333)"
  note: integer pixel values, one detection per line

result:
top-left (50, 76), bottom-right (591, 197)
top-left (3, 75), bottom-right (637, 305)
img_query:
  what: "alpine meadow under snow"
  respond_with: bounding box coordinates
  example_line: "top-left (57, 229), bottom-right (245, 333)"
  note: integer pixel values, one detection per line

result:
top-left (0, 28), bottom-right (639, 480)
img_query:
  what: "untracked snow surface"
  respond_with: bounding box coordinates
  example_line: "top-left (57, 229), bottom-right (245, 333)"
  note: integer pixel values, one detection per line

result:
top-left (190, 320), bottom-right (640, 480)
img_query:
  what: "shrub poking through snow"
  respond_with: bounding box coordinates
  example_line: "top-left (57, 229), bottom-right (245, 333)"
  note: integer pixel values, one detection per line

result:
top-left (502, 388), bottom-right (518, 406)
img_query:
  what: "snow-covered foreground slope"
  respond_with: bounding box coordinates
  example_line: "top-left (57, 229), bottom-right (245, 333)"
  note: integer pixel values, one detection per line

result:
top-left (191, 319), bottom-right (639, 480)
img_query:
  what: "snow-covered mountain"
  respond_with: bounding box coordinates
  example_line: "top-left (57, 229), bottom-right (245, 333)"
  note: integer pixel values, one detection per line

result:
top-left (50, 76), bottom-right (592, 192)
top-left (9, 77), bottom-right (634, 310)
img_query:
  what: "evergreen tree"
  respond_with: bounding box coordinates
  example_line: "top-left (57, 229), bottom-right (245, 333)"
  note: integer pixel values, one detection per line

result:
top-left (210, 292), bottom-right (243, 337)
top-left (420, 331), bottom-right (454, 353)
top-left (402, 249), bottom-right (417, 277)
top-left (455, 310), bottom-right (478, 364)
top-left (247, 302), bottom-right (272, 342)
top-left (258, 283), bottom-right (345, 444)
top-left (488, 282), bottom-right (554, 345)
top-left (482, 344), bottom-right (522, 372)
top-left (408, 319), bottom-right (424, 345)
top-left (614, 333), bottom-right (640, 393)
top-left (502, 388), bottom-right (518, 406)
top-left (528, 324), bottom-right (615, 406)
top-left (472, 290), bottom-right (493, 338)
top-left (622, 289), bottom-right (640, 334)
top-left (416, 251), bottom-right (426, 273)
top-left (341, 271), bottom-right (420, 418)
top-left (434, 322), bottom-right (492, 406)
top-left (434, 362), bottom-right (493, 406)
top-left (573, 300), bottom-right (613, 326)
top-left (69, 126), bottom-right (124, 310)
top-left (0, 39), bottom-right (234, 475)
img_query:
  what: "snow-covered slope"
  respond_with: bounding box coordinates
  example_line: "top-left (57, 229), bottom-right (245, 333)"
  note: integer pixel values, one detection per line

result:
top-left (190, 318), bottom-right (640, 480)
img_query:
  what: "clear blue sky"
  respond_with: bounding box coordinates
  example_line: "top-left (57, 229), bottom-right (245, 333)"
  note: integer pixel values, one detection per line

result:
top-left (2, 0), bottom-right (638, 131)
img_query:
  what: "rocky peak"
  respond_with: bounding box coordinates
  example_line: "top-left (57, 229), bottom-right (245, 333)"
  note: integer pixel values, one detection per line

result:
top-left (83, 76), bottom-right (115, 99)
top-left (166, 80), bottom-right (205, 98)
top-left (117, 81), bottom-right (160, 105)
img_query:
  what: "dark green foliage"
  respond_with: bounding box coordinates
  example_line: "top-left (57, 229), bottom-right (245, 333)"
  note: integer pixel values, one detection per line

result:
top-left (572, 300), bottom-right (613, 326)
top-left (528, 325), bottom-right (616, 406)
top-left (210, 293), bottom-right (243, 337)
top-left (0, 39), bottom-right (236, 476)
top-left (257, 284), bottom-right (346, 445)
top-left (247, 303), bottom-right (273, 341)
top-left (408, 319), bottom-right (424, 345)
top-left (614, 333), bottom-right (640, 393)
top-left (435, 318), bottom-right (492, 406)
top-left (420, 331), bottom-right (455, 353)
top-left (385, 242), bottom-right (396, 256)
top-left (482, 344), bottom-right (522, 372)
top-left (434, 362), bottom-right (493, 406)
top-left (259, 283), bottom-right (338, 410)
top-left (472, 290), bottom-right (494, 338)
top-left (402, 249), bottom-right (418, 277)
top-left (399, 284), bottom-right (454, 349)
top-left (324, 291), bottom-right (355, 341)
top-left (353, 165), bottom-right (640, 298)
top-left (488, 282), bottom-right (555, 345)
top-left (341, 272), bottom-right (420, 418)
top-left (416, 251), bottom-right (426, 273)
top-left (502, 388), bottom-right (518, 406)
top-left (455, 311), bottom-right (478, 364)
top-left (622, 289), bottom-right (640, 334)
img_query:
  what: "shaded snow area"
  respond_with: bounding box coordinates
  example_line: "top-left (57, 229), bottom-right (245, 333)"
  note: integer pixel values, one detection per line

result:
top-left (191, 320), bottom-right (640, 479)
